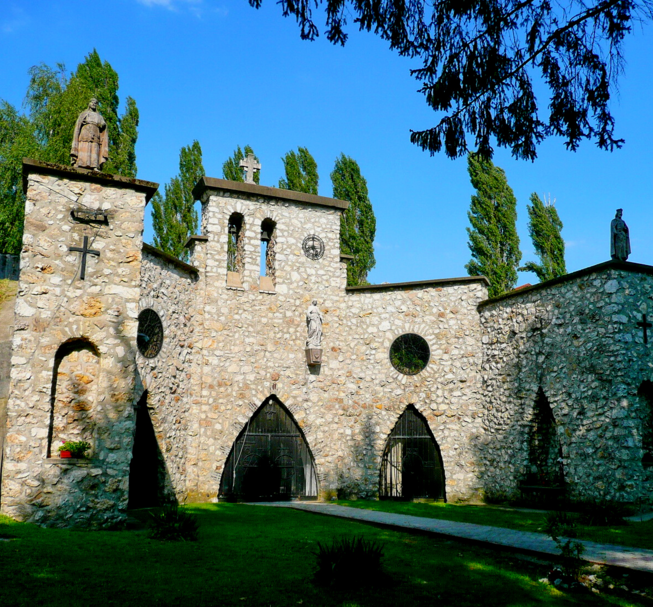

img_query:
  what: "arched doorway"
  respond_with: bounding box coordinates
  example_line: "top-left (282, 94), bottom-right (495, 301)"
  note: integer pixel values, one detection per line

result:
top-left (219, 397), bottom-right (318, 501)
top-left (128, 391), bottom-right (166, 509)
top-left (526, 388), bottom-right (563, 485)
top-left (380, 406), bottom-right (445, 500)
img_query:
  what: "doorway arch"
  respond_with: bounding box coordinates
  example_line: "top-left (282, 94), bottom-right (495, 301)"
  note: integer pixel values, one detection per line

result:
top-left (219, 397), bottom-right (318, 501)
top-left (380, 406), bottom-right (446, 500)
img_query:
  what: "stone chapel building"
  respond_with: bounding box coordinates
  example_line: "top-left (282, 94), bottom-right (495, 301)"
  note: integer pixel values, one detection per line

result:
top-left (1, 158), bottom-right (652, 527)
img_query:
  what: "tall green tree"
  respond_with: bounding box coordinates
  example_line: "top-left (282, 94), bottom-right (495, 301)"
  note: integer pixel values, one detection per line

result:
top-left (466, 154), bottom-right (521, 298)
top-left (0, 50), bottom-right (139, 254)
top-left (331, 154), bottom-right (376, 286)
top-left (521, 194), bottom-right (566, 282)
top-left (222, 145), bottom-right (260, 184)
top-left (278, 147), bottom-right (318, 194)
top-left (151, 140), bottom-right (205, 262)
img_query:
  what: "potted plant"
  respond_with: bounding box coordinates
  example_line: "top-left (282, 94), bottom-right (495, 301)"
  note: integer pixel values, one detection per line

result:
top-left (58, 440), bottom-right (91, 459)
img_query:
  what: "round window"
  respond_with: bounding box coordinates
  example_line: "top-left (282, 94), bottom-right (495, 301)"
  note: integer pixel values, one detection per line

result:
top-left (137, 309), bottom-right (164, 358)
top-left (389, 334), bottom-right (430, 375)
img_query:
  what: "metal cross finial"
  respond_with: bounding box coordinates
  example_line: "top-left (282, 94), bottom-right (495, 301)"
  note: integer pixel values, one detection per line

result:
top-left (69, 235), bottom-right (100, 280)
top-left (637, 313), bottom-right (652, 345)
top-left (239, 153), bottom-right (261, 184)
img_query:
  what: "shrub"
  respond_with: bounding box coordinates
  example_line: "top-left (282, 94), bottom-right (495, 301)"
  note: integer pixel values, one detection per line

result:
top-left (545, 510), bottom-right (585, 582)
top-left (314, 535), bottom-right (385, 588)
top-left (148, 504), bottom-right (199, 541)
top-left (575, 501), bottom-right (628, 526)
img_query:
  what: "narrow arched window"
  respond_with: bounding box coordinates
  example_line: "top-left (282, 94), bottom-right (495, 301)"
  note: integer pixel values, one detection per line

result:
top-left (48, 339), bottom-right (99, 458)
top-left (227, 212), bottom-right (244, 288)
top-left (260, 218), bottom-right (276, 292)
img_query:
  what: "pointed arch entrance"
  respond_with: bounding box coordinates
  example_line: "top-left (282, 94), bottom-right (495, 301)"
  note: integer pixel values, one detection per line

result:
top-left (380, 406), bottom-right (446, 500)
top-left (219, 397), bottom-right (318, 501)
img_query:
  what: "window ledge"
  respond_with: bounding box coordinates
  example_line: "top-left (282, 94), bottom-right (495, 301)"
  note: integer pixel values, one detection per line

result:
top-left (45, 457), bottom-right (94, 466)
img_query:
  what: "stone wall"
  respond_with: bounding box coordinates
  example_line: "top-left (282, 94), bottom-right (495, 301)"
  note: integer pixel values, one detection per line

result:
top-left (0, 281), bottom-right (18, 492)
top-left (185, 179), bottom-right (489, 502)
top-left (0, 160), bottom-right (156, 527)
top-left (478, 261), bottom-right (653, 505)
top-left (137, 246), bottom-right (198, 502)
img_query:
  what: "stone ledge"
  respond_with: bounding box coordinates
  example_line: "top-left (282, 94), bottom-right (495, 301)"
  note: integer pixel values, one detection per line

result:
top-left (193, 176), bottom-right (349, 210)
top-left (479, 259), bottom-right (653, 307)
top-left (184, 235), bottom-right (209, 248)
top-left (45, 457), bottom-right (93, 466)
top-left (22, 158), bottom-right (159, 203)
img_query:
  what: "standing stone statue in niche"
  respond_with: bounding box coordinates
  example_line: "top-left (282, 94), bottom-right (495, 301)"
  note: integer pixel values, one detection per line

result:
top-left (305, 300), bottom-right (323, 365)
top-left (610, 208), bottom-right (631, 262)
top-left (70, 98), bottom-right (109, 171)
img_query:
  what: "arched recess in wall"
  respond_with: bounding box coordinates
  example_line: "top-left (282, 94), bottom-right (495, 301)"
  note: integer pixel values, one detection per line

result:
top-left (219, 396), bottom-right (318, 501)
top-left (47, 339), bottom-right (100, 458)
top-left (379, 406), bottom-right (446, 501)
top-left (525, 388), bottom-right (564, 485)
top-left (260, 218), bottom-right (277, 292)
top-left (227, 212), bottom-right (245, 288)
top-left (638, 380), bottom-right (653, 468)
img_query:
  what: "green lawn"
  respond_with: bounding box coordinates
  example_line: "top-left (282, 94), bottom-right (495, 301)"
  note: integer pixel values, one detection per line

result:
top-left (0, 504), bottom-right (647, 606)
top-left (335, 501), bottom-right (653, 550)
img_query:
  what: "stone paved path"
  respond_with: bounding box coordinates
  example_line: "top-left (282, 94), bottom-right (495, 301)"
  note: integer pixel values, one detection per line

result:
top-left (259, 502), bottom-right (653, 573)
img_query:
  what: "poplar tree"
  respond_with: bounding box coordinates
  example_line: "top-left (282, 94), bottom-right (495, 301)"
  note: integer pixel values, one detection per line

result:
top-left (278, 147), bottom-right (318, 194)
top-left (521, 194), bottom-right (566, 282)
top-left (0, 50), bottom-right (139, 254)
top-left (331, 154), bottom-right (376, 286)
top-left (222, 145), bottom-right (260, 184)
top-left (151, 140), bottom-right (205, 262)
top-left (466, 154), bottom-right (521, 298)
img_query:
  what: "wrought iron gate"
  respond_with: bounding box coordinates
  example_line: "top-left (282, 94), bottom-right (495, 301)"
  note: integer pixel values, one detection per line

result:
top-left (219, 398), bottom-right (318, 501)
top-left (380, 406), bottom-right (445, 500)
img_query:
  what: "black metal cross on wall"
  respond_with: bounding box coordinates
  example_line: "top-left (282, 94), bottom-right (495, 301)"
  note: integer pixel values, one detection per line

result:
top-left (637, 314), bottom-right (652, 345)
top-left (69, 235), bottom-right (100, 280)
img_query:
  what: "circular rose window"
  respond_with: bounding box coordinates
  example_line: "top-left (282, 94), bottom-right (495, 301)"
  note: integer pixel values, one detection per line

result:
top-left (137, 309), bottom-right (164, 358)
top-left (389, 334), bottom-right (430, 375)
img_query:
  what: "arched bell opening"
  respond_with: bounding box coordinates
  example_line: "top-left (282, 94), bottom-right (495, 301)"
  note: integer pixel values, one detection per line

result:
top-left (379, 405), bottom-right (446, 501)
top-left (218, 396), bottom-right (318, 501)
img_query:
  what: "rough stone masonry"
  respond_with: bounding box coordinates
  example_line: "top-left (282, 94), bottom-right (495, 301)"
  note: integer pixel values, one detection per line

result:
top-left (1, 159), bottom-right (652, 527)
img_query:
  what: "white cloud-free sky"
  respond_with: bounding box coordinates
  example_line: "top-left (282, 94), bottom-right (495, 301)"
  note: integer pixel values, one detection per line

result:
top-left (2, 0), bottom-right (652, 284)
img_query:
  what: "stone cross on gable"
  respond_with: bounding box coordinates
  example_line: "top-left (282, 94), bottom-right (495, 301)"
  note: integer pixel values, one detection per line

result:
top-left (239, 153), bottom-right (261, 185)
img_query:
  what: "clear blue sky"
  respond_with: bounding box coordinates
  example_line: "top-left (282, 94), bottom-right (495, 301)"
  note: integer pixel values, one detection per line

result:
top-left (2, 1), bottom-right (652, 285)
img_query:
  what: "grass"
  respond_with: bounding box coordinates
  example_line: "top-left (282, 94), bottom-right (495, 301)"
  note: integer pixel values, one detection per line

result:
top-left (335, 500), bottom-right (653, 550)
top-left (0, 279), bottom-right (17, 305)
top-left (0, 503), bottom-right (646, 606)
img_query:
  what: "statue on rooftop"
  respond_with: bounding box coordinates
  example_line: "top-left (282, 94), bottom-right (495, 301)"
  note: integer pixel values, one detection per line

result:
top-left (70, 98), bottom-right (109, 171)
top-left (610, 208), bottom-right (631, 262)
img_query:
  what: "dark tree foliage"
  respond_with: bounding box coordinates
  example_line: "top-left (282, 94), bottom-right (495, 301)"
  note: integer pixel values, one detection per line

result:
top-left (331, 154), bottom-right (376, 286)
top-left (466, 154), bottom-right (521, 297)
top-left (0, 50), bottom-right (139, 254)
top-left (521, 193), bottom-right (566, 282)
top-left (222, 145), bottom-right (260, 184)
top-left (249, 0), bottom-right (651, 159)
top-left (151, 141), bottom-right (205, 262)
top-left (278, 147), bottom-right (319, 194)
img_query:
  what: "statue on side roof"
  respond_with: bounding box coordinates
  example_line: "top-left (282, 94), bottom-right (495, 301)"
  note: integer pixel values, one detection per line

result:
top-left (610, 208), bottom-right (631, 262)
top-left (70, 98), bottom-right (109, 171)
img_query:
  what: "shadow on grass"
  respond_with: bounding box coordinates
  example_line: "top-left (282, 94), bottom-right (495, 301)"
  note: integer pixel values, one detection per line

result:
top-left (0, 504), bottom-right (645, 607)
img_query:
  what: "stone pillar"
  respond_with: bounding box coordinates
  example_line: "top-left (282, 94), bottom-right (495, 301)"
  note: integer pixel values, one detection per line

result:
top-left (0, 159), bottom-right (157, 527)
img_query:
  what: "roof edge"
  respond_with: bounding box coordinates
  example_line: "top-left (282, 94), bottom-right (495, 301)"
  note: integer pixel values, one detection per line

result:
top-left (192, 176), bottom-right (349, 210)
top-left (478, 260), bottom-right (653, 307)
top-left (23, 158), bottom-right (159, 203)
top-left (346, 276), bottom-right (490, 293)
top-left (142, 243), bottom-right (198, 275)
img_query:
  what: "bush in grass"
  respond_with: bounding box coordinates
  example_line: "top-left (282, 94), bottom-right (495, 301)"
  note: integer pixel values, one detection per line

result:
top-left (148, 504), bottom-right (199, 541)
top-left (314, 535), bottom-right (385, 588)
top-left (545, 511), bottom-right (585, 584)
top-left (575, 501), bottom-right (628, 526)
